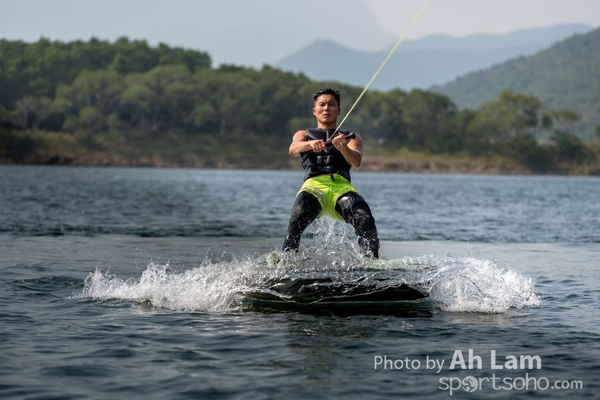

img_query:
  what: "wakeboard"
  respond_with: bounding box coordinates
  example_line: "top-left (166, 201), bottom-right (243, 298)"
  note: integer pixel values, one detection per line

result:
top-left (243, 275), bottom-right (430, 316)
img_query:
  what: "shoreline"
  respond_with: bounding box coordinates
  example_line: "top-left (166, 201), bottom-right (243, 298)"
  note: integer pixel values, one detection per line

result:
top-left (3, 129), bottom-right (599, 175)
top-left (2, 155), bottom-right (598, 175)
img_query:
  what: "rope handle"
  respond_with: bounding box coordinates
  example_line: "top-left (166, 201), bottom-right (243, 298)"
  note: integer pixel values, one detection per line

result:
top-left (299, 132), bottom-right (356, 157)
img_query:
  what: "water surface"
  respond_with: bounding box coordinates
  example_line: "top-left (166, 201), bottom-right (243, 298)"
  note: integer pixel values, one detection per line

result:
top-left (1, 166), bottom-right (598, 398)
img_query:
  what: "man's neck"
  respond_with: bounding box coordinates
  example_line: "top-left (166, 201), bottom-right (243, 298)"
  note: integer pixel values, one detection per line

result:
top-left (317, 123), bottom-right (337, 130)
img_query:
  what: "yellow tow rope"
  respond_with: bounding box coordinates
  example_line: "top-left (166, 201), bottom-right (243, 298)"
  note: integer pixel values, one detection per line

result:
top-left (335, 0), bottom-right (433, 132)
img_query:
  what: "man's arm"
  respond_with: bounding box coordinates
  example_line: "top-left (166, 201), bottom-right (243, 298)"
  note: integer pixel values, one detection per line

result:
top-left (288, 130), bottom-right (327, 156)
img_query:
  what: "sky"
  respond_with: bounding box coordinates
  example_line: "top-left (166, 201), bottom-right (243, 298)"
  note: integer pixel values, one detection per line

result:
top-left (368, 0), bottom-right (600, 38)
top-left (1, 0), bottom-right (599, 67)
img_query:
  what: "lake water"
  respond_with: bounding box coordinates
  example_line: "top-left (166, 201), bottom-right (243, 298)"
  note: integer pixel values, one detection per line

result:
top-left (1, 166), bottom-right (599, 399)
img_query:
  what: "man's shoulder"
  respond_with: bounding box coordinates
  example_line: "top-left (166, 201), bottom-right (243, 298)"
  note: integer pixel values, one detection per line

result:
top-left (292, 130), bottom-right (309, 141)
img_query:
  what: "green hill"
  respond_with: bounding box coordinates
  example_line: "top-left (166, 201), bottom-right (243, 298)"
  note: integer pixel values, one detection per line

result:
top-left (432, 28), bottom-right (600, 141)
top-left (1, 38), bottom-right (599, 174)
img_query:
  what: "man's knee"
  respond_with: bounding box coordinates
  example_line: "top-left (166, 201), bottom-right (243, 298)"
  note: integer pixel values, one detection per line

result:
top-left (336, 192), bottom-right (359, 222)
top-left (336, 192), bottom-right (375, 224)
top-left (289, 192), bottom-right (320, 222)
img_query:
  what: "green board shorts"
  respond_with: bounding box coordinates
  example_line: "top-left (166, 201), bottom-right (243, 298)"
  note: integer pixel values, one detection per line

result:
top-left (298, 174), bottom-right (358, 221)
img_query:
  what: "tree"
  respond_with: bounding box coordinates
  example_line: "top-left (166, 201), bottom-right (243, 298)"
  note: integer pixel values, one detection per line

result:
top-left (12, 96), bottom-right (55, 129)
top-left (466, 91), bottom-right (546, 153)
top-left (401, 89), bottom-right (458, 151)
top-left (81, 106), bottom-right (106, 132)
top-left (551, 131), bottom-right (594, 164)
top-left (465, 91), bottom-right (557, 170)
top-left (353, 90), bottom-right (407, 146)
top-left (157, 42), bottom-right (211, 72)
top-left (54, 69), bottom-right (123, 129)
top-left (119, 82), bottom-right (155, 129)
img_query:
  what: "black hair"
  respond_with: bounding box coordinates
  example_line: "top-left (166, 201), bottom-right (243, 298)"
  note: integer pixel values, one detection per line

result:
top-left (313, 87), bottom-right (341, 107)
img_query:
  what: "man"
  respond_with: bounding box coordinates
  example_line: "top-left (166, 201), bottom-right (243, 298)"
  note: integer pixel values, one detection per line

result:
top-left (282, 87), bottom-right (380, 258)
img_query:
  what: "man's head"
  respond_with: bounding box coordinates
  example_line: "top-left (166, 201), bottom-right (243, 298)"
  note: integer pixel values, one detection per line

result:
top-left (312, 87), bottom-right (341, 128)
top-left (313, 87), bottom-right (340, 107)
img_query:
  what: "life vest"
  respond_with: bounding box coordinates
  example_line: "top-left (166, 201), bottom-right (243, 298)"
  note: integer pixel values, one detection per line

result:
top-left (300, 128), bottom-right (352, 182)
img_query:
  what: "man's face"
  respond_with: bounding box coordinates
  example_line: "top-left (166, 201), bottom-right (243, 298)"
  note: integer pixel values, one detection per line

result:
top-left (313, 94), bottom-right (341, 125)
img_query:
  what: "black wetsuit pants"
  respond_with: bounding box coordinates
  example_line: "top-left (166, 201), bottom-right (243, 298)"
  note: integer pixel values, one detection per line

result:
top-left (283, 191), bottom-right (380, 258)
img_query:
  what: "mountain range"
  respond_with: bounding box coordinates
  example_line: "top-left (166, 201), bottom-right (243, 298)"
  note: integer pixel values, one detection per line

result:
top-left (274, 23), bottom-right (593, 91)
top-left (433, 27), bottom-right (600, 141)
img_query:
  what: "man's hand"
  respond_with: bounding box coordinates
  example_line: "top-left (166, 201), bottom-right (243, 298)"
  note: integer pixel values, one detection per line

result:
top-left (333, 132), bottom-right (363, 167)
top-left (310, 139), bottom-right (327, 153)
top-left (331, 134), bottom-right (350, 152)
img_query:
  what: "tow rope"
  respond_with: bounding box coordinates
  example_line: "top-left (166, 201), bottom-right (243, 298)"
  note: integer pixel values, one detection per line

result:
top-left (335, 0), bottom-right (433, 132)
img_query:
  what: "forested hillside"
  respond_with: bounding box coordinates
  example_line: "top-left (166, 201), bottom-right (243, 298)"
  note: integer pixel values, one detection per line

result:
top-left (1, 38), bottom-right (598, 174)
top-left (433, 28), bottom-right (600, 142)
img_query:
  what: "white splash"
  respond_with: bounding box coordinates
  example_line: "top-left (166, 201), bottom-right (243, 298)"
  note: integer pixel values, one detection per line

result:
top-left (79, 246), bottom-right (540, 314)
top-left (79, 214), bottom-right (540, 314)
top-left (81, 258), bottom-right (254, 312)
top-left (423, 254), bottom-right (541, 313)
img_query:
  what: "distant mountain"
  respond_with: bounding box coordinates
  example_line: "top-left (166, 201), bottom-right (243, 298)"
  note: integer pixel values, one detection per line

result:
top-left (433, 28), bottom-right (600, 141)
top-left (274, 24), bottom-right (593, 91)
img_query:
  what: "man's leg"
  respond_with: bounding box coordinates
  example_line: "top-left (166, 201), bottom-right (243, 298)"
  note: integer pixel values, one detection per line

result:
top-left (283, 191), bottom-right (322, 252)
top-left (335, 192), bottom-right (380, 258)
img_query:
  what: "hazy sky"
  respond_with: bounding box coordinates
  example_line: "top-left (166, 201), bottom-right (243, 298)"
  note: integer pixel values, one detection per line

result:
top-left (1, 0), bottom-right (599, 66)
top-left (369, 0), bottom-right (600, 37)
